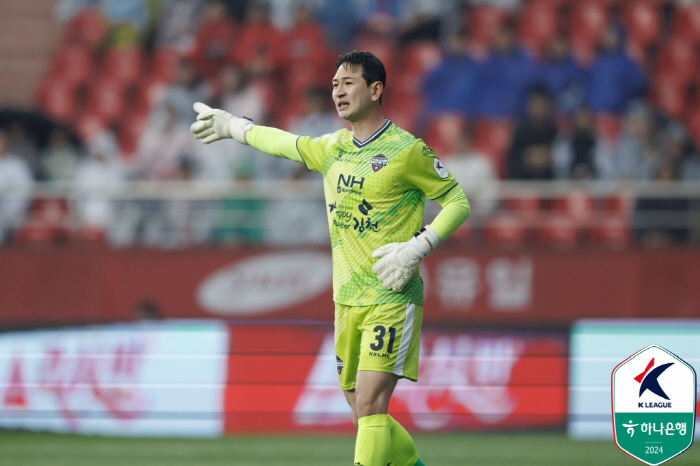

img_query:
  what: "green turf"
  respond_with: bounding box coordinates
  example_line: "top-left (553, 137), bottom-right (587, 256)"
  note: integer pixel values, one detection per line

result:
top-left (0, 431), bottom-right (698, 466)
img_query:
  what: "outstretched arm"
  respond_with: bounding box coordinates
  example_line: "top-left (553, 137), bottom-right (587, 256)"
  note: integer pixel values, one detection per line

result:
top-left (190, 102), bottom-right (304, 163)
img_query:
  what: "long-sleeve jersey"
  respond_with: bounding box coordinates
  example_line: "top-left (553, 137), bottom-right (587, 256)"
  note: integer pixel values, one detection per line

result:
top-left (247, 119), bottom-right (470, 306)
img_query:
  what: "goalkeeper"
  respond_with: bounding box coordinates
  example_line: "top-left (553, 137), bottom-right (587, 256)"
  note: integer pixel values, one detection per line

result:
top-left (192, 51), bottom-right (469, 466)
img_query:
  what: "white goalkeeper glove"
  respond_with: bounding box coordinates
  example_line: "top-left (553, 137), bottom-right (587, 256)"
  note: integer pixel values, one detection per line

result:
top-left (372, 226), bottom-right (440, 292)
top-left (190, 102), bottom-right (254, 144)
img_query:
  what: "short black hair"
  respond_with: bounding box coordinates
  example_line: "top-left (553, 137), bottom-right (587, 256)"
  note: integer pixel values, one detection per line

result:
top-left (335, 50), bottom-right (386, 104)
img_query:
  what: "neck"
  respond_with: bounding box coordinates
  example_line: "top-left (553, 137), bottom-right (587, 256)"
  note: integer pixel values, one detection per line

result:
top-left (350, 109), bottom-right (386, 143)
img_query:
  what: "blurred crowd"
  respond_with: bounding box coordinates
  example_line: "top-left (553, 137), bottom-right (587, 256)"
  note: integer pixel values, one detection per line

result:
top-left (1, 0), bottom-right (700, 248)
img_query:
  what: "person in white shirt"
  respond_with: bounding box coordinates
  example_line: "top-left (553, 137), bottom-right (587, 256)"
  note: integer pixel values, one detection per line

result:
top-left (0, 128), bottom-right (34, 244)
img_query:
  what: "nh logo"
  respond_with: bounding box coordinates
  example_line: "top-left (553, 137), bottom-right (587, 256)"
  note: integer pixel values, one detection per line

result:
top-left (338, 174), bottom-right (364, 189)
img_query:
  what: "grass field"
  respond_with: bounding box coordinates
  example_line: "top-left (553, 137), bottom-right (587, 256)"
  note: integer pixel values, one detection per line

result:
top-left (1, 431), bottom-right (698, 466)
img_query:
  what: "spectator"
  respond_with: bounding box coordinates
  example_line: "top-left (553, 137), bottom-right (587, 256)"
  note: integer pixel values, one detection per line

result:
top-left (0, 128), bottom-right (33, 244)
top-left (477, 22), bottom-right (541, 118)
top-left (218, 64), bottom-right (265, 124)
top-left (155, 59), bottom-right (208, 125)
top-left (72, 133), bottom-right (124, 234)
top-left (611, 101), bottom-right (661, 180)
top-left (230, 1), bottom-right (284, 78)
top-left (42, 127), bottom-right (81, 182)
top-left (190, 0), bottom-right (236, 80)
top-left (132, 104), bottom-right (194, 181)
top-left (313, 0), bottom-right (360, 48)
top-left (398, 0), bottom-right (455, 43)
top-left (506, 87), bottom-right (558, 179)
top-left (7, 120), bottom-right (40, 180)
top-left (443, 132), bottom-right (498, 214)
top-left (421, 30), bottom-right (483, 118)
top-left (156, 0), bottom-right (204, 53)
top-left (659, 121), bottom-right (700, 181)
top-left (552, 106), bottom-right (599, 180)
top-left (585, 22), bottom-right (647, 114)
top-left (540, 34), bottom-right (587, 115)
top-left (283, 3), bottom-right (327, 71)
top-left (102, 0), bottom-right (150, 46)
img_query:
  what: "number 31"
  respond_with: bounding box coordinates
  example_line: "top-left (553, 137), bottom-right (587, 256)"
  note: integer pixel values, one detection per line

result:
top-left (370, 325), bottom-right (396, 353)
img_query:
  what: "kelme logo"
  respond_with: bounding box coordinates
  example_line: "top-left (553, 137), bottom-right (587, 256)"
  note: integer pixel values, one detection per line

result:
top-left (612, 345), bottom-right (696, 465)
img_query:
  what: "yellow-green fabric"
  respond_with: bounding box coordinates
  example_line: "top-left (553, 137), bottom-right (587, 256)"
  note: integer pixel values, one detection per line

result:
top-left (355, 414), bottom-right (392, 466)
top-left (428, 185), bottom-right (470, 241)
top-left (388, 415), bottom-right (420, 466)
top-left (335, 302), bottom-right (423, 390)
top-left (247, 120), bottom-right (464, 306)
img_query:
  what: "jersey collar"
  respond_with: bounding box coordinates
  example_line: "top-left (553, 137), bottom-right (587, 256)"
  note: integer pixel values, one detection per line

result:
top-left (352, 119), bottom-right (392, 148)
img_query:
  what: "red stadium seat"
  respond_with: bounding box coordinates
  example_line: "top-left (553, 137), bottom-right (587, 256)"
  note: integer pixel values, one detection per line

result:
top-left (73, 113), bottom-right (108, 143)
top-left (595, 113), bottom-right (621, 141)
top-left (672, 3), bottom-right (700, 43)
top-left (13, 199), bottom-right (71, 248)
top-left (552, 191), bottom-right (595, 224)
top-left (472, 119), bottom-right (513, 173)
top-left (590, 215), bottom-right (631, 249)
top-left (569, 3), bottom-right (609, 64)
top-left (502, 190), bottom-right (541, 221)
top-left (604, 193), bottom-right (635, 215)
top-left (652, 72), bottom-right (688, 119)
top-left (386, 98), bottom-right (419, 135)
top-left (102, 47), bottom-right (144, 85)
top-left (37, 79), bottom-right (77, 122)
top-left (402, 41), bottom-right (442, 77)
top-left (85, 79), bottom-right (128, 124)
top-left (536, 214), bottom-right (581, 249)
top-left (656, 38), bottom-right (698, 84)
top-left (50, 44), bottom-right (93, 86)
top-left (467, 5), bottom-right (509, 49)
top-left (621, 2), bottom-right (662, 48)
top-left (118, 111), bottom-right (149, 158)
top-left (424, 113), bottom-right (467, 156)
top-left (684, 110), bottom-right (700, 149)
top-left (63, 8), bottom-right (109, 49)
top-left (150, 48), bottom-right (181, 82)
top-left (483, 215), bottom-right (528, 248)
top-left (518, 2), bottom-right (559, 56)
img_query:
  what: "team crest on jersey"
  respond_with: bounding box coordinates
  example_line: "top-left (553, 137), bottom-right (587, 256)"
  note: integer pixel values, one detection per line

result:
top-left (422, 145), bottom-right (435, 157)
top-left (370, 153), bottom-right (388, 172)
top-left (336, 355), bottom-right (344, 374)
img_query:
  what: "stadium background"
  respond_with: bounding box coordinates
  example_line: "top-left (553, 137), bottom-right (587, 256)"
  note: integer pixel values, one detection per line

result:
top-left (0, 0), bottom-right (699, 465)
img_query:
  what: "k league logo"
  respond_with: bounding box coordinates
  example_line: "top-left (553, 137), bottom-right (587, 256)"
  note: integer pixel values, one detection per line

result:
top-left (612, 345), bottom-right (697, 465)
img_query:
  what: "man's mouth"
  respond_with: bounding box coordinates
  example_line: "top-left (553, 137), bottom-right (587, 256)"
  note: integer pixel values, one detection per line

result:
top-left (337, 101), bottom-right (349, 110)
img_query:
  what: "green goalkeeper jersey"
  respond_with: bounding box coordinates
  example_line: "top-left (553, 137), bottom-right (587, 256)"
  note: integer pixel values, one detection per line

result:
top-left (294, 119), bottom-right (457, 306)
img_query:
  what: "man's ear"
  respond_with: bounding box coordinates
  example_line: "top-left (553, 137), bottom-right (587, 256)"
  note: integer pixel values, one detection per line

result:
top-left (370, 81), bottom-right (384, 102)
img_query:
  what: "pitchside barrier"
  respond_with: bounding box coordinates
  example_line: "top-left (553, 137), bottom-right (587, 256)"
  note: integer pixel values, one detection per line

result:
top-left (0, 320), bottom-right (567, 436)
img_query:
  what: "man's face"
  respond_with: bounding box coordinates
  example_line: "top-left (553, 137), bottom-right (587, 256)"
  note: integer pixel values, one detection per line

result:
top-left (332, 64), bottom-right (379, 122)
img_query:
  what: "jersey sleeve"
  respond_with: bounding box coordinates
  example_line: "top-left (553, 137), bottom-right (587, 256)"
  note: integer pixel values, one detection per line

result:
top-left (296, 133), bottom-right (334, 172)
top-left (404, 140), bottom-right (458, 200)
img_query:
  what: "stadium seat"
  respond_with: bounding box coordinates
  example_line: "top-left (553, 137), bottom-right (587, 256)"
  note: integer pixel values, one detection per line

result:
top-left (621, 2), bottom-right (662, 48)
top-left (590, 215), bottom-right (631, 249)
top-left (684, 109), bottom-right (700, 149)
top-left (536, 214), bottom-right (581, 249)
top-left (472, 119), bottom-right (513, 174)
top-left (401, 41), bottom-right (442, 77)
top-left (150, 48), bottom-right (181, 82)
top-left (102, 47), bottom-right (144, 85)
top-left (652, 72), bottom-right (687, 119)
top-left (552, 191), bottom-right (595, 224)
top-left (386, 97), bottom-right (419, 135)
top-left (73, 113), bottom-right (108, 143)
top-left (133, 76), bottom-right (168, 116)
top-left (483, 214), bottom-right (528, 248)
top-left (569, 3), bottom-right (609, 63)
top-left (50, 44), bottom-right (93, 86)
top-left (672, 3), bottom-right (700, 43)
top-left (37, 79), bottom-right (77, 122)
top-left (62, 8), bottom-right (109, 49)
top-left (467, 5), bottom-right (509, 49)
top-left (656, 38), bottom-right (698, 84)
top-left (13, 199), bottom-right (71, 248)
top-left (604, 193), bottom-right (635, 215)
top-left (118, 111), bottom-right (149, 158)
top-left (595, 113), bottom-right (621, 141)
top-left (502, 190), bottom-right (541, 221)
top-left (518, 2), bottom-right (559, 56)
top-left (424, 113), bottom-right (467, 156)
top-left (85, 79), bottom-right (128, 124)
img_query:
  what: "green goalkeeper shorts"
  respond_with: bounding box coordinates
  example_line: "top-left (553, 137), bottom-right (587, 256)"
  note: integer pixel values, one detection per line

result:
top-left (334, 302), bottom-right (423, 391)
